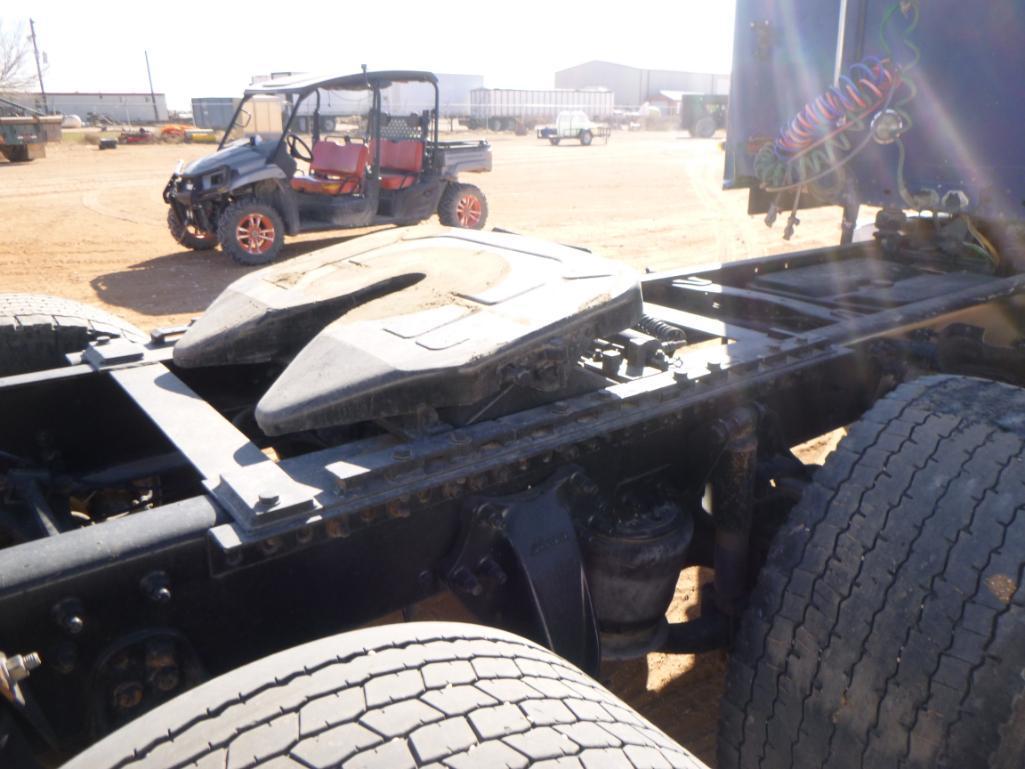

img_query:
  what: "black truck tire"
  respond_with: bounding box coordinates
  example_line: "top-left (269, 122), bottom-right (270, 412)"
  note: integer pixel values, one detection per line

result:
top-left (719, 375), bottom-right (1025, 769)
top-left (0, 293), bottom-right (145, 377)
top-left (691, 117), bottom-right (716, 139)
top-left (579, 130), bottom-right (593, 146)
top-left (217, 199), bottom-right (286, 266)
top-left (64, 622), bottom-right (708, 769)
top-left (549, 136), bottom-right (561, 146)
top-left (167, 207), bottom-right (217, 251)
top-left (1, 145), bottom-right (33, 162)
top-left (438, 183), bottom-right (488, 230)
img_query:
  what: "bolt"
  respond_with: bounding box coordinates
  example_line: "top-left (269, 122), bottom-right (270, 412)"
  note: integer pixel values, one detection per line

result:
top-left (449, 566), bottom-right (484, 597)
top-left (112, 681), bottom-right (144, 711)
top-left (386, 499), bottom-right (410, 519)
top-left (260, 537), bottom-right (282, 556)
top-left (52, 599), bottom-right (85, 636)
top-left (476, 503), bottom-right (506, 529)
top-left (476, 556), bottom-right (508, 586)
top-left (325, 519), bottom-right (349, 538)
top-left (295, 527), bottom-right (313, 545)
top-left (392, 446), bottom-right (412, 460)
top-left (152, 585), bottom-right (171, 603)
top-left (257, 491), bottom-right (279, 507)
top-left (140, 571), bottom-right (172, 604)
top-left (3, 652), bottom-right (41, 684)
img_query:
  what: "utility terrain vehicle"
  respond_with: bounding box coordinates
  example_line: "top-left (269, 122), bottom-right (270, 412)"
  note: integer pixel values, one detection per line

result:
top-left (3, 2), bottom-right (1025, 768)
top-left (164, 71), bottom-right (492, 265)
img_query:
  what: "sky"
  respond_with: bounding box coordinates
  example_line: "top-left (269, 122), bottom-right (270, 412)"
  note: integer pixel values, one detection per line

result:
top-left (3, 2), bottom-right (736, 110)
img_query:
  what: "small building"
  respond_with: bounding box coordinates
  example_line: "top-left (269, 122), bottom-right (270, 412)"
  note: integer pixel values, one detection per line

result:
top-left (19, 92), bottom-right (168, 123)
top-left (555, 61), bottom-right (729, 110)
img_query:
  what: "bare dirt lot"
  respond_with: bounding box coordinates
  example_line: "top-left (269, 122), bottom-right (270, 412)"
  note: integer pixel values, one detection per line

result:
top-left (2, 130), bottom-right (849, 766)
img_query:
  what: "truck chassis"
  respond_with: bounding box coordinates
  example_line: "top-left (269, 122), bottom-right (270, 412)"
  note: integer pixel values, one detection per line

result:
top-left (2, 220), bottom-right (1025, 766)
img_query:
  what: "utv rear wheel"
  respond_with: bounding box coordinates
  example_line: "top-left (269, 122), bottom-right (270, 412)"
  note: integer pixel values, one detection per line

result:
top-left (720, 375), bottom-right (1025, 769)
top-left (65, 622), bottom-right (706, 769)
top-left (579, 130), bottom-right (593, 146)
top-left (218, 199), bottom-right (285, 266)
top-left (166, 207), bottom-right (217, 251)
top-left (0, 293), bottom-right (145, 377)
top-left (438, 183), bottom-right (488, 230)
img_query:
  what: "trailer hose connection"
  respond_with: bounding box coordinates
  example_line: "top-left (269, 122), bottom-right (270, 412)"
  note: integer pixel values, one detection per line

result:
top-left (755, 0), bottom-right (921, 195)
top-left (754, 57), bottom-right (899, 192)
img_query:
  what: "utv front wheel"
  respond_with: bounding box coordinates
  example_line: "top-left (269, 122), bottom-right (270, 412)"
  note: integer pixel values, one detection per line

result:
top-left (218, 199), bottom-right (285, 266)
top-left (438, 183), bottom-right (488, 230)
top-left (720, 375), bottom-right (1025, 769)
top-left (167, 208), bottom-right (217, 251)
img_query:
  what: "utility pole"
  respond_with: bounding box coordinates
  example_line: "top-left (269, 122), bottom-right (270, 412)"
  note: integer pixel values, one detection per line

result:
top-left (29, 19), bottom-right (47, 114)
top-left (144, 50), bottom-right (159, 122)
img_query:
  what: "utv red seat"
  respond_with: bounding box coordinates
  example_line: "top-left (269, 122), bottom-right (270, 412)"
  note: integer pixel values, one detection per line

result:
top-left (291, 141), bottom-right (369, 195)
top-left (372, 140), bottom-right (424, 190)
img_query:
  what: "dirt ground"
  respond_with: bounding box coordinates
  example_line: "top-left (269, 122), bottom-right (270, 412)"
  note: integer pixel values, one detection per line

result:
top-left (1, 130), bottom-right (850, 766)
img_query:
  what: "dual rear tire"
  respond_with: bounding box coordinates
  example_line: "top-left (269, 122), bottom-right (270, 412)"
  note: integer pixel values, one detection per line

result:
top-left (720, 375), bottom-right (1025, 769)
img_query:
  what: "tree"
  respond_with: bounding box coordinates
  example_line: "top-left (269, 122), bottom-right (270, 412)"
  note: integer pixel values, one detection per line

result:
top-left (0, 20), bottom-right (37, 92)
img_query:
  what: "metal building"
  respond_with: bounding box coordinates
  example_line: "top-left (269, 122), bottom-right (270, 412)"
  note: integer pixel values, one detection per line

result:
top-left (555, 61), bottom-right (729, 109)
top-left (19, 92), bottom-right (168, 123)
top-left (191, 98), bottom-right (242, 131)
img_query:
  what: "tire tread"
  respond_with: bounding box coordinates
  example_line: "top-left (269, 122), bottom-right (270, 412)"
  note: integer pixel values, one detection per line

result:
top-left (66, 623), bottom-right (708, 769)
top-left (719, 375), bottom-right (1025, 769)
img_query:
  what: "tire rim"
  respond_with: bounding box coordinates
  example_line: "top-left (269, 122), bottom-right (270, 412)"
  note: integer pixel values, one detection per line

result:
top-left (236, 213), bottom-right (275, 254)
top-left (456, 195), bottom-right (482, 227)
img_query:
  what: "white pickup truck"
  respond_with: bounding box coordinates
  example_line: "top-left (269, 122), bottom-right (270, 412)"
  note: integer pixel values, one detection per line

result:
top-left (536, 110), bottom-right (611, 146)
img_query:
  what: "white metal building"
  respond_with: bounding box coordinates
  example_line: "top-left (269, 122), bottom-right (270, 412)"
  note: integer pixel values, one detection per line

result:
top-left (555, 61), bottom-right (729, 109)
top-left (20, 92), bottom-right (168, 122)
